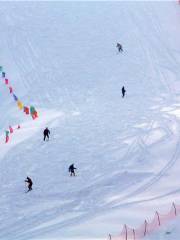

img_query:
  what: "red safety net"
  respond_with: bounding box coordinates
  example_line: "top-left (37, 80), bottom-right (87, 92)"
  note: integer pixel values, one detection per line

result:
top-left (109, 203), bottom-right (180, 240)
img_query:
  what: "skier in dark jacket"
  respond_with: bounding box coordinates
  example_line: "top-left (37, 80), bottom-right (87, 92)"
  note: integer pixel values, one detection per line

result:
top-left (25, 176), bottom-right (33, 192)
top-left (43, 127), bottom-right (50, 141)
top-left (69, 164), bottom-right (77, 176)
top-left (122, 86), bottom-right (126, 98)
top-left (117, 43), bottom-right (123, 53)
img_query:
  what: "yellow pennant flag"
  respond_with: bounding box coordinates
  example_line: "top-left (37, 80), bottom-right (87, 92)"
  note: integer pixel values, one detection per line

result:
top-left (17, 100), bottom-right (23, 110)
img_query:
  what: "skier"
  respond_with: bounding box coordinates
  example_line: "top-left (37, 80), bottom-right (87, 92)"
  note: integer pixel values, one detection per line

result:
top-left (122, 86), bottom-right (126, 98)
top-left (69, 164), bottom-right (77, 176)
top-left (116, 43), bottom-right (123, 53)
top-left (25, 176), bottom-right (33, 192)
top-left (43, 127), bottom-right (50, 141)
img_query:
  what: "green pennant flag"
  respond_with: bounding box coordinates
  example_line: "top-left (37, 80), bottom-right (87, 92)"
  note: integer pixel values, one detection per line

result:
top-left (0, 66), bottom-right (3, 72)
top-left (30, 106), bottom-right (36, 114)
top-left (5, 130), bottom-right (9, 137)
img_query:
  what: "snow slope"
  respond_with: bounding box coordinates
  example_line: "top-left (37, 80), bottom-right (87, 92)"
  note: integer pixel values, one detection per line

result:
top-left (0, 1), bottom-right (180, 240)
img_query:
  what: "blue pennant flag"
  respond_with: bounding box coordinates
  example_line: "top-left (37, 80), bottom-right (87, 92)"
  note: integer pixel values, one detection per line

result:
top-left (13, 94), bottom-right (18, 101)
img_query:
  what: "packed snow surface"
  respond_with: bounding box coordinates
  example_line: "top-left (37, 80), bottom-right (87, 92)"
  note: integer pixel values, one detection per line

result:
top-left (0, 1), bottom-right (180, 240)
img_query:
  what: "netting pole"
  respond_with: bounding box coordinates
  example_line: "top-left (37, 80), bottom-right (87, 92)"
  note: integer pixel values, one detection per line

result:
top-left (156, 211), bottom-right (160, 226)
top-left (125, 224), bottom-right (128, 240)
top-left (133, 229), bottom-right (135, 240)
top-left (172, 202), bottom-right (177, 216)
top-left (144, 220), bottom-right (147, 236)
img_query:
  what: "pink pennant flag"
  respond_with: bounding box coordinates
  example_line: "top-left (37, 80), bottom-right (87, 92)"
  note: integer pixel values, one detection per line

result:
top-left (9, 126), bottom-right (13, 133)
top-left (5, 79), bottom-right (9, 85)
top-left (5, 135), bottom-right (9, 143)
top-left (9, 86), bottom-right (13, 94)
top-left (32, 111), bottom-right (38, 120)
